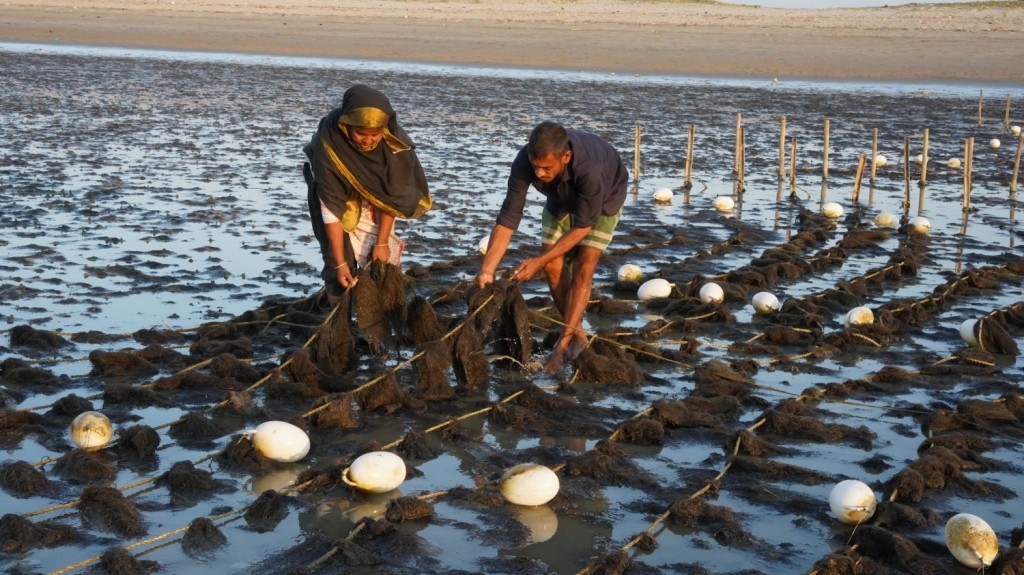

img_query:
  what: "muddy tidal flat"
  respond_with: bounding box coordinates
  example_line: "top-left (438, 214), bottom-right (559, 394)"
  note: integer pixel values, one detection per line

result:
top-left (1, 45), bottom-right (1023, 575)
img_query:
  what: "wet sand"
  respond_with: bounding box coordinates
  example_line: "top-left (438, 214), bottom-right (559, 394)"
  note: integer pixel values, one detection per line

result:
top-left (1, 0), bottom-right (1023, 82)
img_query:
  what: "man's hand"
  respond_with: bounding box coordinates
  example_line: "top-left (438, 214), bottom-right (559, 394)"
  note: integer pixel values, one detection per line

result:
top-left (475, 270), bottom-right (494, 289)
top-left (513, 257), bottom-right (544, 282)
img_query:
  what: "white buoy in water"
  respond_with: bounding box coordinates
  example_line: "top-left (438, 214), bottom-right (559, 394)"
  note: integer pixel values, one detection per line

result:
top-left (945, 513), bottom-right (999, 569)
top-left (713, 196), bottom-right (735, 212)
top-left (948, 157), bottom-right (962, 169)
top-left (70, 411), bottom-right (113, 450)
top-left (500, 463), bottom-right (560, 506)
top-left (653, 187), bottom-right (673, 203)
top-left (478, 235), bottom-right (490, 255)
top-left (959, 319), bottom-right (980, 347)
top-left (751, 291), bottom-right (780, 315)
top-left (913, 154), bottom-right (927, 165)
top-left (343, 451), bottom-right (406, 493)
top-left (873, 154), bottom-right (887, 167)
top-left (822, 201), bottom-right (844, 218)
top-left (617, 263), bottom-right (643, 283)
top-left (698, 282), bottom-right (725, 304)
top-left (990, 138), bottom-right (1001, 149)
top-left (1011, 125), bottom-right (1022, 136)
top-left (250, 421), bottom-right (310, 463)
top-left (874, 213), bottom-right (898, 228)
top-left (907, 216), bottom-right (931, 234)
top-left (828, 479), bottom-right (877, 524)
top-left (845, 306), bottom-right (874, 327)
top-left (637, 278), bottom-right (673, 301)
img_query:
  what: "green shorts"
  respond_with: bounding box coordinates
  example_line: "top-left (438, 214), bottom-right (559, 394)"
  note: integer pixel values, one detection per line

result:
top-left (541, 208), bottom-right (621, 251)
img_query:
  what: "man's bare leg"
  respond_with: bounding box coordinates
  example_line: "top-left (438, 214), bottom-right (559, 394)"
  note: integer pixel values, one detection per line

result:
top-left (543, 246), bottom-right (600, 374)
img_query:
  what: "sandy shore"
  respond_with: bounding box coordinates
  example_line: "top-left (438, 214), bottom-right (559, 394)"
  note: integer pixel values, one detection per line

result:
top-left (1, 0), bottom-right (1022, 82)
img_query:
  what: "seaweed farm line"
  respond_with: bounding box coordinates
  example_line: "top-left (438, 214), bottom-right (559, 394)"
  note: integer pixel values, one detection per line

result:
top-left (1, 45), bottom-right (1023, 575)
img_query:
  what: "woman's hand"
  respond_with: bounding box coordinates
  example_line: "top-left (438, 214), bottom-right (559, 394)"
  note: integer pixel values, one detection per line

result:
top-left (335, 262), bottom-right (357, 289)
top-left (372, 242), bottom-right (391, 263)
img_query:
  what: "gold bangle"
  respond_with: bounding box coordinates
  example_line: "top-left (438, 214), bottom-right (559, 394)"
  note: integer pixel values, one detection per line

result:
top-left (335, 262), bottom-right (348, 270)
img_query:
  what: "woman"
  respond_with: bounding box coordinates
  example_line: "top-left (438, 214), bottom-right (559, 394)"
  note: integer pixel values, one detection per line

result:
top-left (303, 85), bottom-right (431, 304)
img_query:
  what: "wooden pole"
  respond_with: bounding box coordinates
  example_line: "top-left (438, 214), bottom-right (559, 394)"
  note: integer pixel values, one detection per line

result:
top-left (853, 153), bottom-right (866, 203)
top-left (920, 128), bottom-right (930, 186)
top-left (823, 118), bottom-right (830, 181)
top-left (963, 138), bottom-right (971, 211)
top-left (774, 115), bottom-right (782, 177)
top-left (738, 125), bottom-right (746, 194)
top-left (870, 128), bottom-right (879, 185)
top-left (1012, 133), bottom-right (1023, 193)
top-left (734, 112), bottom-right (742, 176)
top-left (1005, 95), bottom-right (1012, 133)
top-left (977, 89), bottom-right (984, 127)
top-left (633, 123), bottom-right (641, 183)
top-left (684, 124), bottom-right (695, 190)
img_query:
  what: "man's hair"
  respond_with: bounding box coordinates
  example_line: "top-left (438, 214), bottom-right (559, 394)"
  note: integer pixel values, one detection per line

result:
top-left (527, 121), bottom-right (569, 159)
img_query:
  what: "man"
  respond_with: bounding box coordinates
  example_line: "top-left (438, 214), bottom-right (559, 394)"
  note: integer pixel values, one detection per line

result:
top-left (303, 85), bottom-right (432, 305)
top-left (476, 121), bottom-right (628, 374)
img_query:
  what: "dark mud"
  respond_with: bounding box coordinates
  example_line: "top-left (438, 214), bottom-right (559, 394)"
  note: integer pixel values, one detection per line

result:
top-left (0, 45), bottom-right (1022, 575)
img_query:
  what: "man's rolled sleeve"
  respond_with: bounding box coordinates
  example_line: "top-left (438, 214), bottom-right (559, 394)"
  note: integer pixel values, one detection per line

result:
top-left (495, 150), bottom-right (533, 230)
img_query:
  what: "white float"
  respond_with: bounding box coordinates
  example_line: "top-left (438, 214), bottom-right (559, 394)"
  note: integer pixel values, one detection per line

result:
top-left (617, 263), bottom-right (643, 283)
top-left (342, 451), bottom-right (406, 493)
top-left (70, 411), bottom-right (113, 450)
top-left (948, 157), bottom-right (962, 169)
top-left (959, 319), bottom-right (980, 347)
top-left (822, 201), bottom-right (844, 218)
top-left (637, 278), bottom-right (673, 301)
top-left (751, 291), bottom-right (781, 315)
top-left (913, 154), bottom-right (927, 165)
top-left (1012, 125), bottom-right (1022, 136)
top-left (500, 463), bottom-right (560, 507)
top-left (873, 154), bottom-right (887, 167)
top-left (989, 138), bottom-right (1001, 149)
top-left (698, 282), bottom-right (725, 304)
top-left (844, 306), bottom-right (874, 327)
top-left (249, 421), bottom-right (310, 463)
top-left (653, 187), bottom-right (673, 203)
top-left (477, 235), bottom-right (490, 255)
top-left (873, 213), bottom-right (898, 229)
top-left (945, 513), bottom-right (999, 569)
top-left (907, 216), bottom-right (931, 234)
top-left (713, 196), bottom-right (735, 212)
top-left (828, 479), bottom-right (877, 525)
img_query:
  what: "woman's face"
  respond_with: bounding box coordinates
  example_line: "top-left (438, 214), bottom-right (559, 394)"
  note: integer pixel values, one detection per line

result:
top-left (349, 126), bottom-right (385, 152)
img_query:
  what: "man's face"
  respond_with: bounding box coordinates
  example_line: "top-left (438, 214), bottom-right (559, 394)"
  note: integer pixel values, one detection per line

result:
top-left (350, 126), bottom-right (385, 152)
top-left (530, 151), bottom-right (572, 183)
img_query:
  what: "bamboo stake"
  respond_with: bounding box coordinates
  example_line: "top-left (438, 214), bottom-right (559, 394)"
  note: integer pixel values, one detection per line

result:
top-left (1012, 133), bottom-right (1023, 193)
top-left (966, 136), bottom-right (975, 204)
top-left (853, 153), bottom-right (866, 203)
top-left (737, 125), bottom-right (746, 194)
top-left (920, 128), bottom-right (930, 186)
top-left (684, 124), bottom-right (695, 190)
top-left (734, 112), bottom-right (742, 176)
top-left (823, 118), bottom-right (830, 180)
top-left (633, 123), bottom-right (641, 183)
top-left (870, 128), bottom-right (879, 185)
top-left (958, 138), bottom-right (966, 209)
top-left (1005, 94), bottom-right (1012, 132)
top-left (774, 115), bottom-right (782, 177)
top-left (977, 89), bottom-right (984, 127)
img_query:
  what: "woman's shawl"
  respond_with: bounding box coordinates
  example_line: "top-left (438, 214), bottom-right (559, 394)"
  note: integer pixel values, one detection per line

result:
top-left (304, 84), bottom-right (431, 231)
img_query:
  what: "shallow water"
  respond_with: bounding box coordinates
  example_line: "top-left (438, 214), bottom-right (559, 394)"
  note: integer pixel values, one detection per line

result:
top-left (1, 44), bottom-right (1022, 575)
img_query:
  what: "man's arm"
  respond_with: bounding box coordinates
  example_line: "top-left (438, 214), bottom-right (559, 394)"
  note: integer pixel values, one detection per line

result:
top-left (476, 224), bottom-right (515, 287)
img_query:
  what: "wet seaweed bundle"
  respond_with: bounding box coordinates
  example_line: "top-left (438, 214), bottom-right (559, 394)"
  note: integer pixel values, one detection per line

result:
top-left (450, 319), bottom-right (488, 391)
top-left (883, 444), bottom-right (1015, 504)
top-left (244, 489), bottom-right (290, 532)
top-left (366, 260), bottom-right (409, 332)
top-left (115, 424), bottom-right (161, 459)
top-left (79, 485), bottom-right (147, 537)
top-left (309, 394), bottom-right (360, 430)
top-left (385, 496), bottom-right (433, 523)
top-left (405, 295), bottom-right (445, 346)
top-left (8, 324), bottom-right (70, 355)
top-left (181, 517), bottom-right (228, 555)
top-left (217, 433), bottom-right (275, 473)
top-left (413, 340), bottom-right (454, 401)
top-left (52, 449), bottom-right (117, 484)
top-left (156, 460), bottom-right (220, 498)
top-left (270, 348), bottom-right (325, 399)
top-left (353, 372), bottom-right (408, 414)
top-left (0, 460), bottom-right (55, 498)
top-left (100, 545), bottom-right (159, 575)
top-left (493, 282), bottom-right (533, 366)
top-left (465, 280), bottom-right (508, 337)
top-left (572, 333), bottom-right (644, 386)
top-left (316, 290), bottom-right (357, 376)
top-left (564, 440), bottom-right (658, 486)
top-left (690, 360), bottom-right (756, 400)
top-left (168, 412), bottom-right (227, 442)
top-left (353, 269), bottom-right (389, 354)
top-left (89, 349), bottom-right (158, 378)
top-left (650, 395), bottom-right (742, 429)
top-left (0, 513), bottom-right (78, 553)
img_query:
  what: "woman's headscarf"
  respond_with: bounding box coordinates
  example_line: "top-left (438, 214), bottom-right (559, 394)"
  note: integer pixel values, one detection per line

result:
top-left (304, 85), bottom-right (431, 231)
